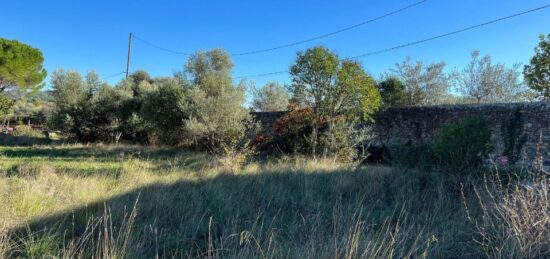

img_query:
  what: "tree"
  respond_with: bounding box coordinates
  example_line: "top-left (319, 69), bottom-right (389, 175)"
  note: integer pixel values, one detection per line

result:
top-left (184, 84), bottom-right (252, 153)
top-left (89, 84), bottom-right (127, 143)
top-left (252, 82), bottom-right (289, 112)
top-left (455, 51), bottom-right (530, 103)
top-left (50, 69), bottom-right (88, 113)
top-left (116, 70), bottom-right (156, 143)
top-left (0, 95), bottom-right (14, 116)
top-left (377, 77), bottom-right (405, 108)
top-left (524, 34), bottom-right (550, 100)
top-left (0, 38), bottom-right (47, 93)
top-left (182, 49), bottom-right (254, 153)
top-left (185, 48), bottom-right (233, 97)
top-left (289, 46), bottom-right (380, 156)
top-left (49, 69), bottom-right (123, 142)
top-left (391, 58), bottom-right (450, 106)
top-left (129, 70), bottom-right (153, 87)
top-left (140, 78), bottom-right (187, 144)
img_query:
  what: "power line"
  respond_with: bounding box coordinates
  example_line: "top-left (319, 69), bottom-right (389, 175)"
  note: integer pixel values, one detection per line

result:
top-left (102, 72), bottom-right (126, 80)
top-left (231, 0), bottom-right (428, 56)
top-left (346, 3), bottom-right (550, 60)
top-left (133, 34), bottom-right (193, 56)
top-left (234, 3), bottom-right (550, 79)
top-left (234, 71), bottom-right (288, 80)
top-left (132, 0), bottom-right (427, 57)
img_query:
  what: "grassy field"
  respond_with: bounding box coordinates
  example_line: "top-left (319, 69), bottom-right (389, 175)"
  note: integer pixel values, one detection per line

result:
top-left (0, 144), bottom-right (548, 258)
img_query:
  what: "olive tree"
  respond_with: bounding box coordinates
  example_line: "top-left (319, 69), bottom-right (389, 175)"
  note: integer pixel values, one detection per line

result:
top-left (185, 48), bottom-right (233, 97)
top-left (140, 77), bottom-right (187, 144)
top-left (455, 51), bottom-right (530, 103)
top-left (182, 49), bottom-right (254, 153)
top-left (116, 70), bottom-right (156, 143)
top-left (49, 69), bottom-right (124, 142)
top-left (391, 58), bottom-right (450, 106)
top-left (251, 82), bottom-right (289, 112)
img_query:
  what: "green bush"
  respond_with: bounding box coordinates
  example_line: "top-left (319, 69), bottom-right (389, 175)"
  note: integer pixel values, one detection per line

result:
top-left (428, 116), bottom-right (493, 175)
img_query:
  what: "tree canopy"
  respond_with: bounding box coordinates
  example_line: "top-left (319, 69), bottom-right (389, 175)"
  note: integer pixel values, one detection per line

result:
top-left (455, 51), bottom-right (530, 103)
top-left (183, 49), bottom-right (252, 152)
top-left (0, 38), bottom-right (47, 93)
top-left (391, 58), bottom-right (450, 106)
top-left (524, 34), bottom-right (550, 100)
top-left (377, 77), bottom-right (405, 109)
top-left (289, 46), bottom-right (380, 156)
top-left (252, 82), bottom-right (289, 112)
top-left (289, 46), bottom-right (380, 122)
top-left (185, 48), bottom-right (233, 97)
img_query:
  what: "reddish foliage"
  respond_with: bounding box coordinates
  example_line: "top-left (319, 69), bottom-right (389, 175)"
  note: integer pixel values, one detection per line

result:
top-left (250, 134), bottom-right (271, 147)
top-left (274, 106), bottom-right (314, 135)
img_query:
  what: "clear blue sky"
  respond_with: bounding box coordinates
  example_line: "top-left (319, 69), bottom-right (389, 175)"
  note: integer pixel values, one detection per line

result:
top-left (2, 0), bottom-right (549, 88)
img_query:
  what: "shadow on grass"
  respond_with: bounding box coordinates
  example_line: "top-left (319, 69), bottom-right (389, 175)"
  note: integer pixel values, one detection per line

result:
top-left (0, 135), bottom-right (62, 147)
top-left (6, 167), bottom-right (471, 258)
top-left (3, 164), bottom-right (123, 178)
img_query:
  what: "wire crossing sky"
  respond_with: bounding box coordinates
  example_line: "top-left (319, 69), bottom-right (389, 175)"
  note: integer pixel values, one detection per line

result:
top-left (235, 3), bottom-right (550, 79)
top-left (132, 0), bottom-right (428, 57)
top-left (2, 0), bottom-right (549, 87)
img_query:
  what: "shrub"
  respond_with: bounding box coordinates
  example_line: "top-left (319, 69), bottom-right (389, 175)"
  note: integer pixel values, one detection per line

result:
top-left (115, 72), bottom-right (156, 143)
top-left (272, 106), bottom-right (371, 162)
top-left (428, 116), bottom-right (493, 175)
top-left (319, 118), bottom-right (372, 163)
top-left (0, 95), bottom-right (15, 116)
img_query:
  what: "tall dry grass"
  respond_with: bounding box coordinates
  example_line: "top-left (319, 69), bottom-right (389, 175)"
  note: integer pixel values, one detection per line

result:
top-left (0, 145), bottom-right (548, 258)
top-left (464, 172), bottom-right (550, 258)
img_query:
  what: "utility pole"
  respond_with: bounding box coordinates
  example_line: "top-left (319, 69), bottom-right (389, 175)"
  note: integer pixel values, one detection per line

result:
top-left (125, 32), bottom-right (133, 78)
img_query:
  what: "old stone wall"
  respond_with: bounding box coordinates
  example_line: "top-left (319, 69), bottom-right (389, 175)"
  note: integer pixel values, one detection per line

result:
top-left (253, 102), bottom-right (550, 170)
top-left (374, 102), bottom-right (550, 170)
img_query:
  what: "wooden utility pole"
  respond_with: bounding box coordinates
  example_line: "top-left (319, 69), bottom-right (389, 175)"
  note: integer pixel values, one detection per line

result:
top-left (125, 32), bottom-right (133, 78)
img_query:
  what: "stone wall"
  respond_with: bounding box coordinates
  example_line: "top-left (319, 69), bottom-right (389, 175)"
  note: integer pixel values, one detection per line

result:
top-left (374, 102), bottom-right (550, 170)
top-left (253, 102), bottom-right (550, 170)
